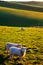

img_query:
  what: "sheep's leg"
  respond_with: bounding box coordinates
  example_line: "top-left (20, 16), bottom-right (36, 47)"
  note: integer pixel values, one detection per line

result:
top-left (9, 54), bottom-right (13, 60)
top-left (18, 56), bottom-right (22, 61)
top-left (5, 48), bottom-right (9, 54)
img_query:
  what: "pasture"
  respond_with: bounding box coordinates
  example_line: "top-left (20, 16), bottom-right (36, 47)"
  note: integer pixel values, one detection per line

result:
top-left (0, 6), bottom-right (43, 19)
top-left (0, 26), bottom-right (43, 65)
top-left (0, 1), bottom-right (43, 65)
top-left (0, 1), bottom-right (43, 27)
top-left (11, 2), bottom-right (43, 8)
top-left (0, 1), bottom-right (43, 12)
top-left (0, 7), bottom-right (43, 27)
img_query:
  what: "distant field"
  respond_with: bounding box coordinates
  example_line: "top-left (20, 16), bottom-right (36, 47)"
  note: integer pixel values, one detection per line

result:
top-left (0, 6), bottom-right (43, 19)
top-left (0, 6), bottom-right (43, 27)
top-left (0, 1), bottom-right (43, 12)
top-left (0, 26), bottom-right (43, 65)
top-left (0, 1), bottom-right (43, 27)
top-left (10, 2), bottom-right (43, 8)
top-left (18, 1), bottom-right (43, 6)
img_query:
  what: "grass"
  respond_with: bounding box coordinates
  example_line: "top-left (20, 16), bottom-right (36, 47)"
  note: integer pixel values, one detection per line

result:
top-left (0, 2), bottom-right (43, 65)
top-left (0, 7), bottom-right (43, 27)
top-left (0, 26), bottom-right (43, 65)
top-left (0, 6), bottom-right (43, 19)
top-left (0, 1), bottom-right (43, 12)
top-left (19, 3), bottom-right (43, 8)
top-left (10, 2), bottom-right (43, 8)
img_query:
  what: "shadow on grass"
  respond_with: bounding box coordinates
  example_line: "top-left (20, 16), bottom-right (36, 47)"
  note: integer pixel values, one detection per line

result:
top-left (0, 11), bottom-right (43, 27)
top-left (0, 54), bottom-right (9, 65)
top-left (0, 54), bottom-right (24, 65)
top-left (0, 1), bottom-right (43, 12)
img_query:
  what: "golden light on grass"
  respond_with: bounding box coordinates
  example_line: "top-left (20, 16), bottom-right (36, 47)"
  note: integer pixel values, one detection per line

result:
top-left (0, 26), bottom-right (43, 64)
top-left (0, 6), bottom-right (43, 19)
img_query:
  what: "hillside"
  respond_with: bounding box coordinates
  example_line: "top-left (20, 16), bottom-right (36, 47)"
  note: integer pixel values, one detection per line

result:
top-left (0, 1), bottom-right (43, 65)
top-left (0, 1), bottom-right (43, 27)
top-left (19, 1), bottom-right (43, 6)
top-left (0, 1), bottom-right (43, 12)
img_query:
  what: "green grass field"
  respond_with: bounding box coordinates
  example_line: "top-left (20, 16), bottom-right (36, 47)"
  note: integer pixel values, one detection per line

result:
top-left (0, 26), bottom-right (43, 65)
top-left (0, 7), bottom-right (43, 27)
top-left (0, 1), bottom-right (43, 27)
top-left (0, 6), bottom-right (43, 19)
top-left (0, 1), bottom-right (43, 65)
top-left (11, 2), bottom-right (43, 8)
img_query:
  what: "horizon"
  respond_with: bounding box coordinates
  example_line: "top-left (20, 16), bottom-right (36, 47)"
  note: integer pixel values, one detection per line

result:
top-left (1, 0), bottom-right (43, 2)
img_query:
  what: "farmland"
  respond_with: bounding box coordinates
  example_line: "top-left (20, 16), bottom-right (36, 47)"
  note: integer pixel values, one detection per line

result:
top-left (0, 26), bottom-right (43, 65)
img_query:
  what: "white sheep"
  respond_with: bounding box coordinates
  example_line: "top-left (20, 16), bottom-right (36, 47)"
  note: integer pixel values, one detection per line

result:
top-left (21, 27), bottom-right (24, 31)
top-left (5, 42), bottom-right (22, 53)
top-left (9, 47), bottom-right (26, 60)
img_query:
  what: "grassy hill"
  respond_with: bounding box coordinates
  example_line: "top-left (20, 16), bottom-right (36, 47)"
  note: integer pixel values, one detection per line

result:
top-left (0, 1), bottom-right (43, 65)
top-left (18, 1), bottom-right (43, 6)
top-left (0, 1), bottom-right (43, 12)
top-left (0, 26), bottom-right (43, 65)
top-left (9, 1), bottom-right (43, 8)
top-left (0, 10), bottom-right (43, 27)
top-left (0, 1), bottom-right (43, 27)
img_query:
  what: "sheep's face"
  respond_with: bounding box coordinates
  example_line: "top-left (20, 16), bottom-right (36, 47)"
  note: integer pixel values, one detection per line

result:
top-left (22, 51), bottom-right (26, 57)
top-left (21, 47), bottom-right (26, 57)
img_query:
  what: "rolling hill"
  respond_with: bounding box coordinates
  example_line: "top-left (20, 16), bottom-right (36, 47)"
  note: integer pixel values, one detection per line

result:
top-left (0, 1), bottom-right (43, 27)
top-left (0, 1), bottom-right (43, 65)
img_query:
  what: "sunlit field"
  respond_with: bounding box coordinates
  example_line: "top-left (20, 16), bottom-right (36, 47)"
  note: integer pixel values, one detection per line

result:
top-left (0, 6), bottom-right (43, 27)
top-left (0, 6), bottom-right (43, 19)
top-left (0, 1), bottom-right (43, 65)
top-left (0, 1), bottom-right (43, 27)
top-left (0, 26), bottom-right (43, 65)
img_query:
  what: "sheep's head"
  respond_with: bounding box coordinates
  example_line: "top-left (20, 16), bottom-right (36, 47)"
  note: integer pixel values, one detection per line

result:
top-left (21, 47), bottom-right (26, 57)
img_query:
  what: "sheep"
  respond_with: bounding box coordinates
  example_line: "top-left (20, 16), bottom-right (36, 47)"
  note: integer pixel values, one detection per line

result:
top-left (21, 27), bottom-right (24, 31)
top-left (4, 42), bottom-right (22, 54)
top-left (9, 47), bottom-right (26, 60)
